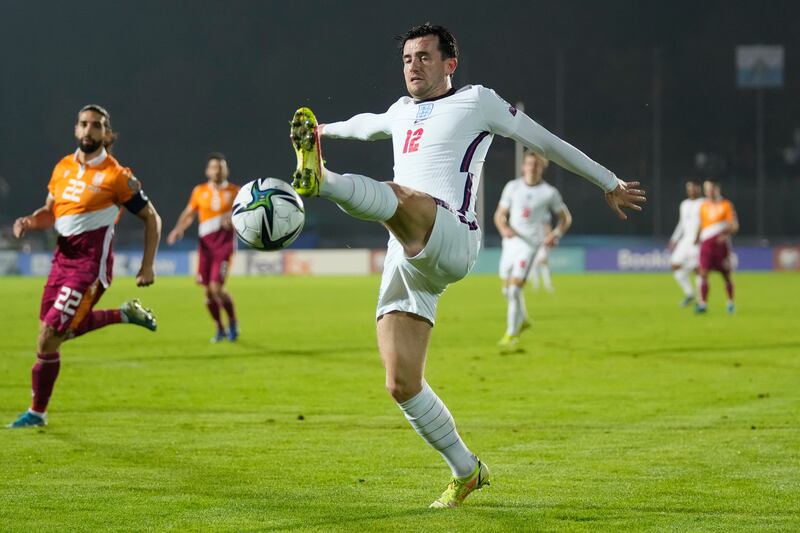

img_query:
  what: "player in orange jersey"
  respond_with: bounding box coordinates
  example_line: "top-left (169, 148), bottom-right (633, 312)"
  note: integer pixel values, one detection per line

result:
top-left (695, 178), bottom-right (739, 314)
top-left (167, 153), bottom-right (241, 342)
top-left (9, 105), bottom-right (162, 428)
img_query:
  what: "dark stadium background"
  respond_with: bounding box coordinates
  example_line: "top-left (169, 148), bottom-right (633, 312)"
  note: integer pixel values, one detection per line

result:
top-left (1, 0), bottom-right (798, 249)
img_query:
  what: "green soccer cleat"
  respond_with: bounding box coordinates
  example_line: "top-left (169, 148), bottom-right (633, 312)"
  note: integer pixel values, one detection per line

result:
top-left (497, 333), bottom-right (520, 353)
top-left (121, 299), bottom-right (157, 332)
top-left (430, 459), bottom-right (491, 509)
top-left (7, 410), bottom-right (46, 429)
top-left (290, 107), bottom-right (324, 197)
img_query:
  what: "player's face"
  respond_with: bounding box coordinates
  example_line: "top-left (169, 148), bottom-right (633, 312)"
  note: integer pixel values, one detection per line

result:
top-left (703, 181), bottom-right (719, 199)
top-left (522, 155), bottom-right (547, 184)
top-left (686, 182), bottom-right (700, 199)
top-left (402, 36), bottom-right (457, 100)
top-left (74, 110), bottom-right (107, 154)
top-left (206, 159), bottom-right (228, 183)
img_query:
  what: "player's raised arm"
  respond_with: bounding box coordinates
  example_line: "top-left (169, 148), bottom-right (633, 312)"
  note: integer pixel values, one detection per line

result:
top-left (321, 107), bottom-right (395, 141)
top-left (478, 86), bottom-right (645, 219)
top-left (13, 194), bottom-right (56, 238)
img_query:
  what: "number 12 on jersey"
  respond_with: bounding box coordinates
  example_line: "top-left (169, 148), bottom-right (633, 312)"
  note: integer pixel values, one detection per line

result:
top-left (403, 128), bottom-right (424, 154)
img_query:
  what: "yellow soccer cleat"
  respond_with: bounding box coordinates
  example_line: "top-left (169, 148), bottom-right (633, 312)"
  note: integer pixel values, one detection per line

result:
top-left (430, 459), bottom-right (491, 509)
top-left (497, 333), bottom-right (520, 353)
top-left (290, 107), bottom-right (324, 197)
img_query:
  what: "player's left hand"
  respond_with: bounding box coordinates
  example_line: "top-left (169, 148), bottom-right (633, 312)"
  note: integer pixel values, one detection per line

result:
top-left (605, 179), bottom-right (646, 220)
top-left (136, 265), bottom-right (156, 287)
top-left (544, 234), bottom-right (559, 247)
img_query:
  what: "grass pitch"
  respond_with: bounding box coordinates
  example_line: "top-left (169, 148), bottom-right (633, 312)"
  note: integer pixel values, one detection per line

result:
top-left (1, 273), bottom-right (799, 532)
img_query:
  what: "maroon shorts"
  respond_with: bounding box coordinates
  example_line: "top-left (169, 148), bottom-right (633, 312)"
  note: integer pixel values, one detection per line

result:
top-left (40, 262), bottom-right (108, 335)
top-left (40, 228), bottom-right (114, 335)
top-left (700, 237), bottom-right (732, 273)
top-left (197, 230), bottom-right (235, 286)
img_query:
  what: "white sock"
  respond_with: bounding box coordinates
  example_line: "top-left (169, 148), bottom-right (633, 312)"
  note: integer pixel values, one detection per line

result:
top-left (518, 288), bottom-right (529, 322)
top-left (540, 264), bottom-right (553, 291)
top-left (694, 272), bottom-right (702, 297)
top-left (674, 268), bottom-right (693, 297)
top-left (320, 169), bottom-right (398, 222)
top-left (398, 382), bottom-right (477, 479)
top-left (506, 284), bottom-right (524, 335)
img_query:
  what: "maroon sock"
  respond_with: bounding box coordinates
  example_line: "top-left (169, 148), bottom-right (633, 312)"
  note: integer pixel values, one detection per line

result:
top-left (220, 293), bottom-right (237, 324)
top-left (700, 277), bottom-right (709, 304)
top-left (722, 272), bottom-right (735, 301)
top-left (206, 298), bottom-right (225, 332)
top-left (72, 309), bottom-right (123, 338)
top-left (31, 352), bottom-right (61, 413)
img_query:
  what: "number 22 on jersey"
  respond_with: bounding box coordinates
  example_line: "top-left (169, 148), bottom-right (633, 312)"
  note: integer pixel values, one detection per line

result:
top-left (403, 128), bottom-right (424, 154)
top-left (62, 178), bottom-right (86, 202)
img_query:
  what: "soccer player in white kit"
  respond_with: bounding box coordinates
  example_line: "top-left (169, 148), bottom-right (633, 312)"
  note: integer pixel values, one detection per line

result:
top-left (495, 152), bottom-right (572, 352)
top-left (668, 180), bottom-right (704, 306)
top-left (289, 24), bottom-right (645, 508)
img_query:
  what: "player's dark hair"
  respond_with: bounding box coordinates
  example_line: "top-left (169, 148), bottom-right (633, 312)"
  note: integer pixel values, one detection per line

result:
top-left (396, 23), bottom-right (459, 60)
top-left (686, 178), bottom-right (701, 185)
top-left (207, 152), bottom-right (227, 163)
top-left (77, 104), bottom-right (118, 150)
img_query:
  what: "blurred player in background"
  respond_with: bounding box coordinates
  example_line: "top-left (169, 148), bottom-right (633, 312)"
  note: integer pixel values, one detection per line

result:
top-left (288, 23), bottom-right (644, 507)
top-left (167, 153), bottom-right (240, 342)
top-left (668, 179), bottom-right (704, 307)
top-left (8, 105), bottom-right (161, 428)
top-left (696, 179), bottom-right (738, 314)
top-left (494, 151), bottom-right (571, 352)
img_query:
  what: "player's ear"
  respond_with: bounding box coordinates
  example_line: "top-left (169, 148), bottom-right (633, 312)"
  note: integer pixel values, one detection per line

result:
top-left (447, 57), bottom-right (458, 76)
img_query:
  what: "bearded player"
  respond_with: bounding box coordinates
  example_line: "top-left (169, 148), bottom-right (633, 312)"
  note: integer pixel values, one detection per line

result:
top-left (668, 180), bottom-right (704, 307)
top-left (695, 179), bottom-right (738, 314)
top-left (289, 24), bottom-right (645, 507)
top-left (8, 105), bottom-right (161, 428)
top-left (494, 151), bottom-right (571, 352)
top-left (167, 153), bottom-right (240, 342)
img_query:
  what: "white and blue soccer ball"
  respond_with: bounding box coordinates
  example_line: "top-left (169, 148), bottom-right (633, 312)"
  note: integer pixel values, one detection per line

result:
top-left (232, 178), bottom-right (305, 251)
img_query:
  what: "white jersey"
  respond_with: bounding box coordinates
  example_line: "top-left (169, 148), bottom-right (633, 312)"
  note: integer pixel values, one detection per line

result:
top-left (670, 198), bottom-right (704, 244)
top-left (499, 178), bottom-right (564, 244)
top-left (324, 84), bottom-right (619, 228)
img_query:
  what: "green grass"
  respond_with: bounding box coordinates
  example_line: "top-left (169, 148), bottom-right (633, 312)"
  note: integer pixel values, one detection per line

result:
top-left (1, 273), bottom-right (799, 532)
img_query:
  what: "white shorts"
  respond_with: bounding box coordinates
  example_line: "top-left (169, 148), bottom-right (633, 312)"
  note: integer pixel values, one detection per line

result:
top-left (670, 239), bottom-right (700, 269)
top-left (499, 237), bottom-right (541, 281)
top-left (376, 205), bottom-right (481, 325)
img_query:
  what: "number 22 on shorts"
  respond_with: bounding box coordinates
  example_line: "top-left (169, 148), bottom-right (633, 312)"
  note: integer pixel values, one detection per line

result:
top-left (403, 128), bottom-right (423, 154)
top-left (53, 286), bottom-right (83, 316)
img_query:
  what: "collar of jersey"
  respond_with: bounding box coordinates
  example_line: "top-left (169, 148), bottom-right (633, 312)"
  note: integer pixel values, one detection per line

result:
top-left (73, 147), bottom-right (108, 167)
top-left (414, 87), bottom-right (457, 104)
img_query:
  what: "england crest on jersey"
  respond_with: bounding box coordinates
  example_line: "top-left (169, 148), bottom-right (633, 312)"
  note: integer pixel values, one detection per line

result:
top-left (415, 102), bottom-right (434, 123)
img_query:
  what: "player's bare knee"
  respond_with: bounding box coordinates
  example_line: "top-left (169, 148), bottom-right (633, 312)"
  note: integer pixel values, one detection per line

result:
top-left (37, 324), bottom-right (64, 353)
top-left (385, 375), bottom-right (422, 403)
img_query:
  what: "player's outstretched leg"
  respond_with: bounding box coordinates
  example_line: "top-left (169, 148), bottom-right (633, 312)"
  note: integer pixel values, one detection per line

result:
top-left (499, 284), bottom-right (523, 352)
top-left (290, 107), bottom-right (398, 222)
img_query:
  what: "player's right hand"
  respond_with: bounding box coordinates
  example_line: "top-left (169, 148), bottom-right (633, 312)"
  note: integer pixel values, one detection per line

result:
top-left (13, 217), bottom-right (31, 239)
top-left (605, 179), bottom-right (646, 220)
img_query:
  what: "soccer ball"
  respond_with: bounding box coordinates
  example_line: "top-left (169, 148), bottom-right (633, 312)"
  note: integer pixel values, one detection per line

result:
top-left (232, 178), bottom-right (305, 251)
